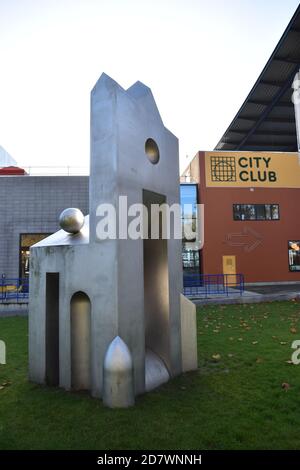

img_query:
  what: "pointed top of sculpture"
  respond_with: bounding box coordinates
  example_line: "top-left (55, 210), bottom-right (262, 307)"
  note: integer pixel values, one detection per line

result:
top-left (126, 81), bottom-right (152, 99)
top-left (91, 72), bottom-right (124, 96)
top-left (104, 336), bottom-right (133, 372)
top-left (127, 81), bottom-right (163, 123)
top-left (91, 73), bottom-right (163, 124)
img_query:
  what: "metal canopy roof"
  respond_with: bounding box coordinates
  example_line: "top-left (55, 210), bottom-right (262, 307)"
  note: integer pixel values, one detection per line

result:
top-left (215, 5), bottom-right (300, 152)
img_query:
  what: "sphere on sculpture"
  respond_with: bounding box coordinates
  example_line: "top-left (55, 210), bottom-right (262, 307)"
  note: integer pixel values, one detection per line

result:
top-left (59, 208), bottom-right (84, 234)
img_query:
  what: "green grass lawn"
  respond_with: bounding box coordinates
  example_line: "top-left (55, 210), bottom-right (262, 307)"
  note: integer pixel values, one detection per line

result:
top-left (1, 301), bottom-right (300, 449)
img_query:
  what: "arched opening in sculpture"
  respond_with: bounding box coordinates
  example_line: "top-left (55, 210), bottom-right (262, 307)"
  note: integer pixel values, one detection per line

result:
top-left (70, 291), bottom-right (91, 391)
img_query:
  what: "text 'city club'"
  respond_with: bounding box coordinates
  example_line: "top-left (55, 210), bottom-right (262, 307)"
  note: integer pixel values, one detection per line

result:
top-left (238, 157), bottom-right (277, 182)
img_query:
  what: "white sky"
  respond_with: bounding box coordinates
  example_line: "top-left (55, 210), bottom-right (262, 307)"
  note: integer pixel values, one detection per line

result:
top-left (0, 0), bottom-right (299, 172)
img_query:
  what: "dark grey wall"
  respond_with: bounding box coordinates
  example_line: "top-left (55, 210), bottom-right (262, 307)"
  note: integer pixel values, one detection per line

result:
top-left (0, 176), bottom-right (89, 278)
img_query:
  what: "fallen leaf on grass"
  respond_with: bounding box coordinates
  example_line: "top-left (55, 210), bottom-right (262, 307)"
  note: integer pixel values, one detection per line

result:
top-left (238, 337), bottom-right (243, 341)
top-left (290, 327), bottom-right (297, 334)
top-left (280, 342), bottom-right (287, 345)
top-left (285, 360), bottom-right (294, 364)
top-left (213, 330), bottom-right (219, 333)
top-left (282, 382), bottom-right (290, 391)
top-left (0, 381), bottom-right (11, 387)
top-left (228, 353), bottom-right (234, 358)
top-left (212, 354), bottom-right (221, 361)
top-left (252, 341), bottom-right (258, 345)
top-left (256, 358), bottom-right (263, 363)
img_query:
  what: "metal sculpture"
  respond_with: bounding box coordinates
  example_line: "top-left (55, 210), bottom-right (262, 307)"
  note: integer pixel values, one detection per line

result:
top-left (29, 73), bottom-right (197, 407)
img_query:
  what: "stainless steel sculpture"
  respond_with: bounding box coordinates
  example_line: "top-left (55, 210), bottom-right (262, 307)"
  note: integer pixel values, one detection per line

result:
top-left (29, 73), bottom-right (197, 408)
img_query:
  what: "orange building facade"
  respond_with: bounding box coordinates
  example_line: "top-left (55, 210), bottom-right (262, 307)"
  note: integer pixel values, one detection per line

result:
top-left (182, 151), bottom-right (300, 284)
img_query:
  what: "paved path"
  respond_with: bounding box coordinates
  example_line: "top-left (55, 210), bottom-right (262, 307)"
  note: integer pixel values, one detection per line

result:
top-left (0, 307), bottom-right (28, 317)
top-left (245, 284), bottom-right (300, 295)
top-left (191, 284), bottom-right (300, 305)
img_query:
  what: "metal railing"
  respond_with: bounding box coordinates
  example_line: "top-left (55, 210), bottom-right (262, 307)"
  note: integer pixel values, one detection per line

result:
top-left (23, 166), bottom-right (89, 176)
top-left (183, 273), bottom-right (244, 298)
top-left (0, 278), bottom-right (29, 303)
top-left (0, 273), bottom-right (245, 302)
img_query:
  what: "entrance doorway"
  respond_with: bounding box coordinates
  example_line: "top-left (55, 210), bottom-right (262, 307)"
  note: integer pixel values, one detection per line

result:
top-left (19, 233), bottom-right (51, 278)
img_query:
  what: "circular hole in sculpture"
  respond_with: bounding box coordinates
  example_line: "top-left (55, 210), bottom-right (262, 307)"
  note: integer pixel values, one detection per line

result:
top-left (145, 138), bottom-right (160, 164)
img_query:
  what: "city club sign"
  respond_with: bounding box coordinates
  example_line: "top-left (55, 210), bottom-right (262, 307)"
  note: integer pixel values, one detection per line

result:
top-left (205, 151), bottom-right (300, 188)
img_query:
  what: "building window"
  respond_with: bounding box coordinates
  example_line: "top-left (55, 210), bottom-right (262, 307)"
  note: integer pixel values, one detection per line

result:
top-left (233, 204), bottom-right (279, 221)
top-left (180, 184), bottom-right (200, 274)
top-left (182, 250), bottom-right (199, 271)
top-left (288, 241), bottom-right (300, 272)
top-left (19, 233), bottom-right (51, 278)
top-left (180, 184), bottom-right (197, 241)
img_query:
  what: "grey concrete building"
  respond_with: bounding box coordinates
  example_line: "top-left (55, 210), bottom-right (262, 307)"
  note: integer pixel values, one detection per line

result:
top-left (0, 175), bottom-right (88, 279)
